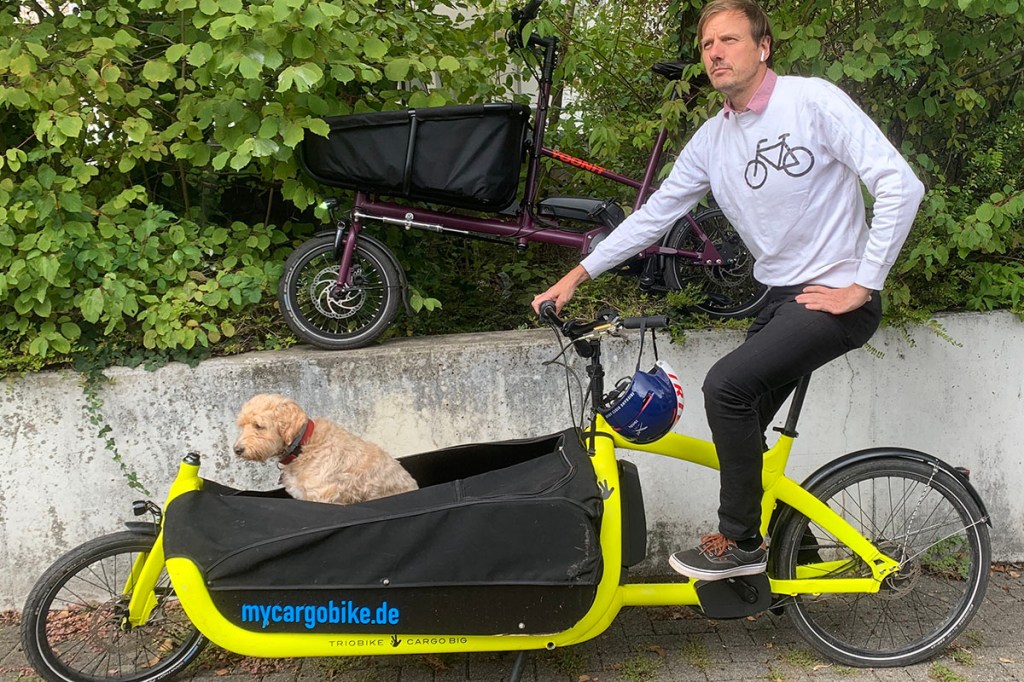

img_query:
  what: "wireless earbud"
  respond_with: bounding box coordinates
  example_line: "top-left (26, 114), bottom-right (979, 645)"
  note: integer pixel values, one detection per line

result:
top-left (760, 50), bottom-right (766, 62)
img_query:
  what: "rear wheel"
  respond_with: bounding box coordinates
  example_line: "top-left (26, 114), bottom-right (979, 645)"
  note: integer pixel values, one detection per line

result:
top-left (772, 458), bottom-right (990, 667)
top-left (21, 531), bottom-right (206, 682)
top-left (663, 207), bottom-right (768, 319)
top-left (278, 234), bottom-right (402, 350)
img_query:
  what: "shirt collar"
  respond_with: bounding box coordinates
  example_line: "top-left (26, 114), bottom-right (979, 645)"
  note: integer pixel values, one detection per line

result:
top-left (723, 69), bottom-right (777, 119)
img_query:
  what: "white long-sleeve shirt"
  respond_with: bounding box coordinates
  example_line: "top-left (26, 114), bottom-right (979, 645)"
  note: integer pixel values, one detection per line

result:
top-left (580, 72), bottom-right (925, 291)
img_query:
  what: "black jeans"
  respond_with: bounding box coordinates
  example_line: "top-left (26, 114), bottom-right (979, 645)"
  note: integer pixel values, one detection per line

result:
top-left (702, 285), bottom-right (882, 542)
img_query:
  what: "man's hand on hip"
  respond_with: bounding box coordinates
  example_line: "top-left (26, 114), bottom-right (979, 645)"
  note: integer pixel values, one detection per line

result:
top-left (796, 283), bottom-right (873, 315)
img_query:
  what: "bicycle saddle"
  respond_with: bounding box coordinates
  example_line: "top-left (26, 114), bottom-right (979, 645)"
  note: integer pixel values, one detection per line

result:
top-left (652, 62), bottom-right (685, 81)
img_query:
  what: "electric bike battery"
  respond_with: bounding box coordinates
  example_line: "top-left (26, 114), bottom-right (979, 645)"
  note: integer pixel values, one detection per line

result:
top-left (163, 429), bottom-right (604, 636)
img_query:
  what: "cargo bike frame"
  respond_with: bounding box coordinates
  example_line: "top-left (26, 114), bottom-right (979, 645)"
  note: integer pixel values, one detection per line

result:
top-left (22, 308), bottom-right (992, 682)
top-left (277, 0), bottom-right (769, 351)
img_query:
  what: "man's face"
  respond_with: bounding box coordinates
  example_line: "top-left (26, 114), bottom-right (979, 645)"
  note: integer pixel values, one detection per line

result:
top-left (700, 10), bottom-right (769, 108)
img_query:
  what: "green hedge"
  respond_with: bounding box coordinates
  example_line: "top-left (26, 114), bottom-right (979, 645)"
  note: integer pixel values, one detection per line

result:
top-left (2, 0), bottom-right (1022, 375)
top-left (0, 0), bottom-right (512, 371)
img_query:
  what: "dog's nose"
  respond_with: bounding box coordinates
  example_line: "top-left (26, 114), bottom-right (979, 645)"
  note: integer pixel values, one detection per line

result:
top-left (234, 445), bottom-right (246, 457)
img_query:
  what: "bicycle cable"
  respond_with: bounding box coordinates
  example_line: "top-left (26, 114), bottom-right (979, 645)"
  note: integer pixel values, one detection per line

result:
top-left (542, 323), bottom-right (588, 435)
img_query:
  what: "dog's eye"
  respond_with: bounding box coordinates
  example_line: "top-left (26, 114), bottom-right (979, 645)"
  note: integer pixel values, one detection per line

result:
top-left (253, 422), bottom-right (265, 431)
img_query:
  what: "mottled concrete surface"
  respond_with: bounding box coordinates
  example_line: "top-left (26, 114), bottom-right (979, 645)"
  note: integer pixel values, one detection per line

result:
top-left (2, 312), bottom-right (1022, 611)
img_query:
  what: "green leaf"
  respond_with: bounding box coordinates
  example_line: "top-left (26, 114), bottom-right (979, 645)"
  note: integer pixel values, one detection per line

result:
top-left (331, 64), bottom-right (355, 83)
top-left (209, 16), bottom-right (236, 40)
top-left (305, 118), bottom-right (329, 137)
top-left (252, 138), bottom-right (279, 156)
top-left (188, 42), bottom-right (214, 66)
top-left (123, 117), bottom-right (151, 143)
top-left (272, 0), bottom-right (293, 20)
top-left (29, 336), bottom-right (49, 357)
top-left (438, 55), bottom-right (460, 72)
top-left (166, 43), bottom-right (190, 63)
top-left (292, 33), bottom-right (316, 59)
top-left (81, 288), bottom-right (105, 323)
top-left (277, 63), bottom-right (323, 92)
top-left (239, 53), bottom-right (263, 78)
top-left (56, 115), bottom-right (83, 138)
top-left (975, 204), bottom-right (995, 223)
top-left (25, 42), bottom-right (48, 60)
top-left (142, 59), bottom-right (175, 83)
top-left (363, 37), bottom-right (387, 60)
top-left (384, 58), bottom-right (412, 81)
top-left (61, 322), bottom-right (82, 340)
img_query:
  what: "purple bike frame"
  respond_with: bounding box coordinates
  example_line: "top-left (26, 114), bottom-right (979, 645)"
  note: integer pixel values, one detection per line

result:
top-left (332, 45), bottom-right (722, 287)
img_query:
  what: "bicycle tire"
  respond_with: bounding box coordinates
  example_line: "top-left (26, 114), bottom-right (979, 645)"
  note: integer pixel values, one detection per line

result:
top-left (782, 146), bottom-right (815, 178)
top-left (771, 457), bottom-right (990, 667)
top-left (21, 531), bottom-right (207, 682)
top-left (278, 234), bottom-right (401, 350)
top-left (663, 207), bottom-right (768, 319)
top-left (744, 159), bottom-right (768, 189)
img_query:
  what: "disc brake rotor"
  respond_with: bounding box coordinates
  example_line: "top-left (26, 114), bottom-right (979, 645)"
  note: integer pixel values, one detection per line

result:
top-left (706, 233), bottom-right (751, 286)
top-left (310, 265), bottom-right (365, 320)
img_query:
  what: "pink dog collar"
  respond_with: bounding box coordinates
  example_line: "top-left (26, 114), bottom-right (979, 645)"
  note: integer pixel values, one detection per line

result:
top-left (279, 420), bottom-right (314, 466)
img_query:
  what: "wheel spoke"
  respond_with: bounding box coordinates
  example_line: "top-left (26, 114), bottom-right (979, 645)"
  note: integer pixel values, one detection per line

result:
top-left (23, 532), bottom-right (205, 682)
top-left (279, 235), bottom-right (401, 349)
top-left (777, 460), bottom-right (989, 666)
top-left (664, 209), bottom-right (767, 318)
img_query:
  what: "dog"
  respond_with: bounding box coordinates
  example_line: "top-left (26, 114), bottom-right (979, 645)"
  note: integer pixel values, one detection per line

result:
top-left (233, 393), bottom-right (418, 504)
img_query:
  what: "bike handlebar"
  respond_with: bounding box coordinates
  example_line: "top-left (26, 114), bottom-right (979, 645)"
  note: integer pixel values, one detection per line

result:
top-left (508, 0), bottom-right (548, 51)
top-left (513, 0), bottom-right (543, 26)
top-left (538, 301), bottom-right (668, 340)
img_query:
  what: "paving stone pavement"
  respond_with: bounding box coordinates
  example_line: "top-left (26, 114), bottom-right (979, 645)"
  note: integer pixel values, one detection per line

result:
top-left (2, 566), bottom-right (1021, 682)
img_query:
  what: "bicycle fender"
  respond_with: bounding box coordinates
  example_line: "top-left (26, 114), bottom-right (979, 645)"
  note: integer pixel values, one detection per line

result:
top-left (320, 226), bottom-right (412, 315)
top-left (124, 521), bottom-right (161, 536)
top-left (799, 447), bottom-right (991, 526)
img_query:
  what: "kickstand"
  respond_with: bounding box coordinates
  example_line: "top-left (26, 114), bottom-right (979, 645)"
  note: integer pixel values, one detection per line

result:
top-left (508, 651), bottom-right (528, 682)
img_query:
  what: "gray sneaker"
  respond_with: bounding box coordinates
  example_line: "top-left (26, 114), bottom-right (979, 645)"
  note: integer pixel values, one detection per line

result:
top-left (669, 533), bottom-right (768, 581)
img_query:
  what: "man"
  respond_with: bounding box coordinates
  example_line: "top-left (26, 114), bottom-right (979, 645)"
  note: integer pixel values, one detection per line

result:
top-left (531, 0), bottom-right (925, 581)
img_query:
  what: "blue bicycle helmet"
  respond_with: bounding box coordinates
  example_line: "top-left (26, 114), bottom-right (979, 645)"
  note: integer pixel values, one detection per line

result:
top-left (599, 360), bottom-right (684, 444)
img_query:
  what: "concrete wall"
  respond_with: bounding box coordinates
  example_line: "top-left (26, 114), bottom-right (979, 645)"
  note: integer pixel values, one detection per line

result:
top-left (1, 311), bottom-right (1022, 609)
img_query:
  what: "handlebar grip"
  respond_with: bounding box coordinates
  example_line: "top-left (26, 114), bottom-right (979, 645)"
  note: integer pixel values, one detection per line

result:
top-left (538, 300), bottom-right (561, 325)
top-left (621, 315), bottom-right (669, 329)
top-left (519, 0), bottom-right (543, 23)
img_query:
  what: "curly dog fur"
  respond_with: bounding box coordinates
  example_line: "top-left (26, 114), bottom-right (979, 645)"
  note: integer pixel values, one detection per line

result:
top-left (233, 393), bottom-right (418, 504)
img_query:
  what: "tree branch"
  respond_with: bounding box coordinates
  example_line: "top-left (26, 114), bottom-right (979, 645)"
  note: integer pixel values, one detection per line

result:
top-left (958, 46), bottom-right (1024, 85)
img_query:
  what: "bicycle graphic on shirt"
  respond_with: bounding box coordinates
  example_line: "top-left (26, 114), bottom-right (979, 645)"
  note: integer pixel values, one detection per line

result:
top-left (744, 133), bottom-right (815, 189)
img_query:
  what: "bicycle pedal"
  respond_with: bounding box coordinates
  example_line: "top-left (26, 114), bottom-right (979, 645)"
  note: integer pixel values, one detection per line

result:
top-left (694, 573), bottom-right (771, 619)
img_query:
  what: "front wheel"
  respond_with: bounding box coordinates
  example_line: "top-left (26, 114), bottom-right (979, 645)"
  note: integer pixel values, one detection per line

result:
top-left (21, 531), bottom-right (207, 682)
top-left (663, 207), bottom-right (768, 319)
top-left (278, 234), bottom-right (402, 350)
top-left (772, 458), bottom-right (990, 667)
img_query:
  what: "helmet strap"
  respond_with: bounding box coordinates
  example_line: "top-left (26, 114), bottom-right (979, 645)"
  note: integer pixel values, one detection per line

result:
top-left (635, 318), bottom-right (646, 373)
top-left (633, 319), bottom-right (661, 373)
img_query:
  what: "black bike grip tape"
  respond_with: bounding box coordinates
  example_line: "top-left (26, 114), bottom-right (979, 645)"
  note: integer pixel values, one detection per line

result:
top-left (622, 315), bottom-right (668, 329)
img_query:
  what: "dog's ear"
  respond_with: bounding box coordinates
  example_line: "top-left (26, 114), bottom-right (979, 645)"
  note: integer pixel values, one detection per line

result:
top-left (275, 397), bottom-right (308, 443)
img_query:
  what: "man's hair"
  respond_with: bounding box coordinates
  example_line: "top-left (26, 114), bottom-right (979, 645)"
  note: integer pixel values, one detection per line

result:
top-left (697, 0), bottom-right (773, 45)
